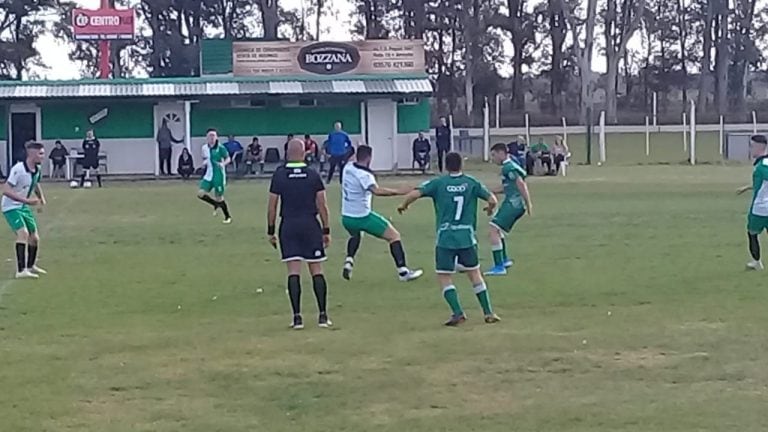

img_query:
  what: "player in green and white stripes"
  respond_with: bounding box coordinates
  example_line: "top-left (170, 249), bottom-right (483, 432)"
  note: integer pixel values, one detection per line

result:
top-left (738, 134), bottom-right (768, 270)
top-left (1, 141), bottom-right (47, 279)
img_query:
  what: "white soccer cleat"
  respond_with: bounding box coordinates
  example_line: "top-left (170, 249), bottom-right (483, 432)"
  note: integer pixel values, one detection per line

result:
top-left (399, 269), bottom-right (424, 282)
top-left (746, 260), bottom-right (764, 271)
top-left (222, 218), bottom-right (232, 225)
top-left (15, 270), bottom-right (39, 279)
top-left (30, 266), bottom-right (47, 275)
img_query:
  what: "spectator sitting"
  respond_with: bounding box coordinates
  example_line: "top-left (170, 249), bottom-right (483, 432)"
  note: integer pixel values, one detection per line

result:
top-left (245, 137), bottom-right (263, 174)
top-left (178, 148), bottom-right (195, 179)
top-left (412, 131), bottom-right (431, 173)
top-left (224, 135), bottom-right (244, 171)
top-left (528, 138), bottom-right (553, 175)
top-left (49, 140), bottom-right (67, 178)
top-left (552, 136), bottom-right (570, 174)
top-left (304, 134), bottom-right (319, 165)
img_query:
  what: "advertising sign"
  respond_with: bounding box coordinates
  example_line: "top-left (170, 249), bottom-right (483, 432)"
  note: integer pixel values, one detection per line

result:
top-left (72, 8), bottom-right (136, 41)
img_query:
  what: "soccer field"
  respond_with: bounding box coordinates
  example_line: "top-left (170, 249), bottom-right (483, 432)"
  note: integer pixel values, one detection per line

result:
top-left (2, 164), bottom-right (768, 432)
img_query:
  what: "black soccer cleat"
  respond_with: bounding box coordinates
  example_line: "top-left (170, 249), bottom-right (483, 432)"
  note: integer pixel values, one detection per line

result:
top-left (291, 314), bottom-right (304, 330)
top-left (444, 313), bottom-right (467, 327)
top-left (318, 313), bottom-right (333, 328)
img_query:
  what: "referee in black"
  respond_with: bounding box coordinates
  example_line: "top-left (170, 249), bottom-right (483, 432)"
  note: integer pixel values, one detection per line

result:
top-left (267, 139), bottom-right (332, 330)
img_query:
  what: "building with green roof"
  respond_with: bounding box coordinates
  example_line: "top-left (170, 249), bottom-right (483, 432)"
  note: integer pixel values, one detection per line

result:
top-left (0, 39), bottom-right (432, 175)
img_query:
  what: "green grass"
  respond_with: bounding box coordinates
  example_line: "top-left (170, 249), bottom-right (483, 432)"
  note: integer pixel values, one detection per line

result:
top-left (3, 164), bottom-right (768, 431)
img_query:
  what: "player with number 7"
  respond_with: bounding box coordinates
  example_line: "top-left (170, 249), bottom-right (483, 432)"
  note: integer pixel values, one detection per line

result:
top-left (398, 152), bottom-right (500, 326)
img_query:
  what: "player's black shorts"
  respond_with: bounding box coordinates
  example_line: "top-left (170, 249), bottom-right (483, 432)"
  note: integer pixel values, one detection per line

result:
top-left (279, 216), bottom-right (326, 263)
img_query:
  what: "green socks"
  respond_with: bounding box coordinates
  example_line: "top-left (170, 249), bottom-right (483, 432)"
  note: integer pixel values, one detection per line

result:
top-left (501, 238), bottom-right (509, 262)
top-left (442, 286), bottom-right (463, 315)
top-left (492, 242), bottom-right (505, 267)
top-left (473, 283), bottom-right (493, 315)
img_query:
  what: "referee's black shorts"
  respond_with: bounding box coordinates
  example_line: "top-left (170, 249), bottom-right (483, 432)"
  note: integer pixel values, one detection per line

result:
top-left (279, 216), bottom-right (326, 263)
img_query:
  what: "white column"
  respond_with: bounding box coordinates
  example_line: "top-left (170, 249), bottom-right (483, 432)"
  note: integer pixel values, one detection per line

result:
top-left (449, 114), bottom-right (455, 152)
top-left (524, 113), bottom-right (531, 147)
top-left (184, 100), bottom-right (192, 153)
top-left (562, 116), bottom-right (568, 147)
top-left (690, 99), bottom-right (696, 166)
top-left (652, 92), bottom-right (658, 127)
top-left (599, 110), bottom-right (606, 163)
top-left (719, 115), bottom-right (725, 155)
top-left (391, 100), bottom-right (398, 171)
top-left (753, 111), bottom-right (758, 135)
top-left (495, 93), bottom-right (501, 129)
top-left (682, 112), bottom-right (688, 152)
top-left (360, 100), bottom-right (367, 145)
top-left (645, 116), bottom-right (650, 157)
top-left (483, 97), bottom-right (490, 162)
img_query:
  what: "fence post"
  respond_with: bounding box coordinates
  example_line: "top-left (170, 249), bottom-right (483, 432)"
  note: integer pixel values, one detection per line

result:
top-left (682, 112), bottom-right (688, 152)
top-left (690, 99), bottom-right (696, 166)
top-left (645, 115), bottom-right (650, 157)
top-left (483, 97), bottom-right (490, 162)
top-left (524, 113), bottom-right (531, 147)
top-left (719, 115), bottom-right (724, 155)
top-left (599, 110), bottom-right (606, 163)
top-left (562, 116), bottom-right (568, 146)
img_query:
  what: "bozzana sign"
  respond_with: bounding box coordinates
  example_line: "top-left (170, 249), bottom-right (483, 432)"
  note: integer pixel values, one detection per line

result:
top-left (232, 40), bottom-right (425, 77)
top-left (72, 8), bottom-right (135, 41)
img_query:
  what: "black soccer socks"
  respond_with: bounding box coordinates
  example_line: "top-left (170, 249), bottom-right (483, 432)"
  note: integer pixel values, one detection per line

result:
top-left (312, 274), bottom-right (327, 314)
top-left (288, 275), bottom-right (301, 315)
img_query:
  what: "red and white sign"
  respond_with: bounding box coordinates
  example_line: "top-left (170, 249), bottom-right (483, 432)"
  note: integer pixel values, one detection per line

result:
top-left (72, 8), bottom-right (135, 41)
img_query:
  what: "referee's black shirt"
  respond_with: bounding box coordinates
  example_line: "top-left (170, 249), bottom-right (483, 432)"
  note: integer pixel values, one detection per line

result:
top-left (269, 162), bottom-right (325, 218)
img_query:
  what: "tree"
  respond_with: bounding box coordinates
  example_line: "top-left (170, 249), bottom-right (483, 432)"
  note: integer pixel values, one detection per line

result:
top-left (562, 0), bottom-right (598, 124)
top-left (0, 0), bottom-right (58, 80)
top-left (713, 0), bottom-right (729, 115)
top-left (601, 0), bottom-right (645, 123)
top-left (543, 0), bottom-right (568, 113)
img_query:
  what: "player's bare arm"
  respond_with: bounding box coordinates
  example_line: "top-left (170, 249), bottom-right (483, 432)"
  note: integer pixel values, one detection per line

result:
top-left (316, 190), bottom-right (331, 247)
top-left (482, 192), bottom-right (499, 216)
top-left (516, 177), bottom-right (533, 215)
top-left (34, 184), bottom-right (46, 206)
top-left (397, 189), bottom-right (423, 214)
top-left (370, 184), bottom-right (411, 197)
top-left (490, 184), bottom-right (504, 195)
top-left (2, 182), bottom-right (38, 206)
top-left (737, 185), bottom-right (753, 195)
top-left (267, 193), bottom-right (279, 248)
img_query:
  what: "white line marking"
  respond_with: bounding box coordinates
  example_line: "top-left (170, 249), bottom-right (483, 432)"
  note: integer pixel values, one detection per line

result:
top-left (0, 192), bottom-right (80, 306)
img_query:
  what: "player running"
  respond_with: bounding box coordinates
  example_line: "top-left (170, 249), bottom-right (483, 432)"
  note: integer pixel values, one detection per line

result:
top-left (197, 128), bottom-right (233, 224)
top-left (341, 145), bottom-right (422, 282)
top-left (398, 152), bottom-right (501, 326)
top-left (738, 134), bottom-right (768, 270)
top-left (2, 141), bottom-right (47, 279)
top-left (485, 143), bottom-right (533, 275)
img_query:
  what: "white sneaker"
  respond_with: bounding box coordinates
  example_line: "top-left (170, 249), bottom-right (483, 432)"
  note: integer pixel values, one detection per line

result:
top-left (399, 269), bottom-right (424, 282)
top-left (15, 270), bottom-right (39, 279)
top-left (30, 266), bottom-right (47, 275)
top-left (747, 260), bottom-right (764, 271)
top-left (222, 218), bottom-right (232, 225)
top-left (342, 259), bottom-right (354, 280)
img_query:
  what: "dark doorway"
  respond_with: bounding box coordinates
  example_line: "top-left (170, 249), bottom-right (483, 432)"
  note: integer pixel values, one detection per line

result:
top-left (11, 112), bottom-right (37, 165)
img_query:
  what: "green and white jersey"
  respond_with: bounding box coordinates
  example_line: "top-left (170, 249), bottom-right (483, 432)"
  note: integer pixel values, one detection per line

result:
top-left (202, 143), bottom-right (229, 183)
top-left (500, 158), bottom-right (527, 209)
top-left (341, 163), bottom-right (376, 217)
top-left (751, 156), bottom-right (768, 216)
top-left (1, 162), bottom-right (41, 212)
top-left (418, 173), bottom-right (491, 249)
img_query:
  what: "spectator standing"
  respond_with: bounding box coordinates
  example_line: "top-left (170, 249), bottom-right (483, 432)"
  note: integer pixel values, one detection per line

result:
top-left (283, 134), bottom-right (295, 159)
top-left (326, 121), bottom-right (352, 183)
top-left (412, 131), bottom-right (431, 172)
top-left (304, 134), bottom-right (319, 164)
top-left (178, 147), bottom-right (195, 179)
top-left (435, 116), bottom-right (451, 172)
top-left (157, 118), bottom-right (182, 176)
top-left (80, 129), bottom-right (102, 188)
top-left (245, 137), bottom-right (263, 174)
top-left (49, 140), bottom-right (67, 179)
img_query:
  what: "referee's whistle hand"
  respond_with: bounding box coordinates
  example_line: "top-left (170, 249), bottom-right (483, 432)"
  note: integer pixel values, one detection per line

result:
top-left (268, 235), bottom-right (278, 249)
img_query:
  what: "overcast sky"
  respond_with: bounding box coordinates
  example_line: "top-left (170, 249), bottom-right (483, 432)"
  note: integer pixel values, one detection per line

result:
top-left (37, 0), bottom-right (355, 79)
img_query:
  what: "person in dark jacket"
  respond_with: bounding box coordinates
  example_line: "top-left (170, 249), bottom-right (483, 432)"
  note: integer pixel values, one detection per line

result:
top-left (80, 128), bottom-right (102, 187)
top-left (178, 147), bottom-right (195, 179)
top-left (412, 131), bottom-right (431, 173)
top-left (325, 122), bottom-right (352, 183)
top-left (49, 140), bottom-right (68, 179)
top-left (157, 119), bottom-right (183, 176)
top-left (435, 116), bottom-right (451, 172)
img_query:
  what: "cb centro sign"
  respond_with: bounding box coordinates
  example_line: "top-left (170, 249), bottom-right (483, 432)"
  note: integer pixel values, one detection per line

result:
top-left (72, 8), bottom-right (136, 41)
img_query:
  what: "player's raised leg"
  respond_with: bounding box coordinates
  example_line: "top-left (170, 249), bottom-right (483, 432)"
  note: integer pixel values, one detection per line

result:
top-left (380, 223), bottom-right (423, 282)
top-left (747, 232), bottom-right (763, 270)
top-left (487, 223), bottom-right (508, 276)
top-left (342, 232), bottom-right (361, 280)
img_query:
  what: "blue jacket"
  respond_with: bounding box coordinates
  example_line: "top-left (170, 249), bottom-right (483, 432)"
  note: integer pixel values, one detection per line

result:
top-left (327, 131), bottom-right (352, 156)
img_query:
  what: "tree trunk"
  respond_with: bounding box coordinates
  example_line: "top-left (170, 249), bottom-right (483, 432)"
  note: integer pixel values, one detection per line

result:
top-left (549, 0), bottom-right (566, 113)
top-left (677, 0), bottom-right (688, 104)
top-left (714, 0), bottom-right (729, 116)
top-left (315, 0), bottom-right (323, 40)
top-left (512, 42), bottom-right (524, 110)
top-left (260, 0), bottom-right (280, 40)
top-left (581, 0), bottom-right (598, 124)
top-left (698, 0), bottom-right (714, 109)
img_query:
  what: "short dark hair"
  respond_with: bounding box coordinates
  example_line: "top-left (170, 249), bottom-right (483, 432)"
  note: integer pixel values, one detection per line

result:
top-left (356, 145), bottom-right (372, 161)
top-left (445, 152), bottom-right (463, 172)
top-left (304, 134), bottom-right (311, 139)
top-left (26, 141), bottom-right (44, 150)
top-left (752, 135), bottom-right (768, 145)
top-left (491, 143), bottom-right (508, 153)
top-left (206, 128), bottom-right (217, 134)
